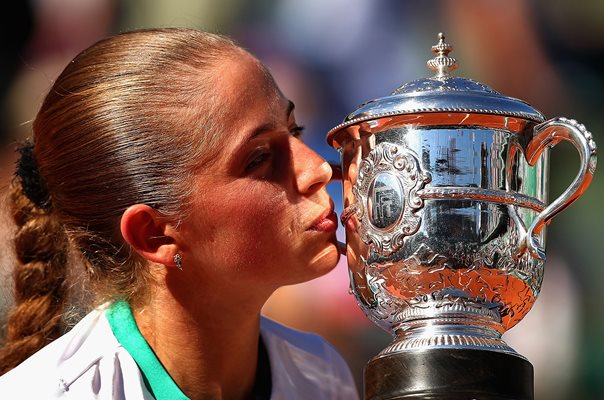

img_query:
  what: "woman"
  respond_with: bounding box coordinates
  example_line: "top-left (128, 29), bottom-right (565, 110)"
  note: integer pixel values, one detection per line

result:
top-left (0, 28), bottom-right (358, 399)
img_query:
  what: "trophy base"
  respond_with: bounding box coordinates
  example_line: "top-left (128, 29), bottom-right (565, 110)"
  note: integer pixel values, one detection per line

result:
top-left (365, 348), bottom-right (533, 400)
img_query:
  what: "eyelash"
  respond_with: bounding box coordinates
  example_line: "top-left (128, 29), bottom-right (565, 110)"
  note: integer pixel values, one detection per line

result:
top-left (245, 151), bottom-right (271, 173)
top-left (244, 126), bottom-right (306, 173)
top-left (290, 125), bottom-right (305, 138)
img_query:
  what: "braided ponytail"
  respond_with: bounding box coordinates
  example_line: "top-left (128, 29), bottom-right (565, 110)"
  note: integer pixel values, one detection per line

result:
top-left (0, 143), bottom-right (70, 374)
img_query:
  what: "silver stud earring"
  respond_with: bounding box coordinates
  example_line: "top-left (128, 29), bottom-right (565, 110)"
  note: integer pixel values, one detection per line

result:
top-left (173, 254), bottom-right (183, 270)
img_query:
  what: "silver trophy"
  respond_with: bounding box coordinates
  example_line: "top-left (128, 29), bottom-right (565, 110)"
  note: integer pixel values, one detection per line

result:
top-left (328, 33), bottom-right (597, 399)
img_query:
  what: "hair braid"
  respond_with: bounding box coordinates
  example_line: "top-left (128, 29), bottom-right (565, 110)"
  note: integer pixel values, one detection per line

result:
top-left (0, 178), bottom-right (69, 374)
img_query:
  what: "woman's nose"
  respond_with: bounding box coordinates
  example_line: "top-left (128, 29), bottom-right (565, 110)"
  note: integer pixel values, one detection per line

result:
top-left (292, 140), bottom-right (332, 194)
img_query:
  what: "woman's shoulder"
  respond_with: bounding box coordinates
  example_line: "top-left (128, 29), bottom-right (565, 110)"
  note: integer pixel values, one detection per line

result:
top-left (260, 315), bottom-right (328, 352)
top-left (259, 315), bottom-right (350, 371)
top-left (0, 306), bottom-right (151, 399)
top-left (260, 315), bottom-right (359, 400)
top-left (0, 307), bottom-right (107, 397)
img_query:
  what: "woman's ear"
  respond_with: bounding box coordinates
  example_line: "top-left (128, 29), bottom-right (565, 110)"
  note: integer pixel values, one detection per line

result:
top-left (120, 204), bottom-right (180, 267)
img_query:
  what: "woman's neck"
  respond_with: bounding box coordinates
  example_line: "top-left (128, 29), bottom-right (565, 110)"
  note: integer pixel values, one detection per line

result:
top-left (132, 281), bottom-right (267, 400)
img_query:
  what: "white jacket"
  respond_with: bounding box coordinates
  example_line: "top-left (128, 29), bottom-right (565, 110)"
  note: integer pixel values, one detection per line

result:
top-left (0, 303), bottom-right (359, 399)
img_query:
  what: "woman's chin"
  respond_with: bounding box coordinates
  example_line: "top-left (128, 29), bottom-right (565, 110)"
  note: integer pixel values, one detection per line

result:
top-left (308, 242), bottom-right (341, 277)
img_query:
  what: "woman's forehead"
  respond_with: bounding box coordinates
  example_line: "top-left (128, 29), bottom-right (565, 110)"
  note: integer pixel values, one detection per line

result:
top-left (216, 54), bottom-right (289, 126)
top-left (192, 55), bottom-right (291, 169)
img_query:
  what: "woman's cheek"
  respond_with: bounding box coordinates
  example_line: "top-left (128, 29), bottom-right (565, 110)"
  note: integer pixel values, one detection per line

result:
top-left (245, 186), bottom-right (292, 230)
top-left (217, 189), bottom-right (293, 270)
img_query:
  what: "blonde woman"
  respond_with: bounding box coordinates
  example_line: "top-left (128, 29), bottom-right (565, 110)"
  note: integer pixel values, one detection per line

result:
top-left (0, 28), bottom-right (357, 399)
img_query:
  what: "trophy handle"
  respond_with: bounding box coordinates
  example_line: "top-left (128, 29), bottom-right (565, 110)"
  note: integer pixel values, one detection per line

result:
top-left (522, 117), bottom-right (597, 259)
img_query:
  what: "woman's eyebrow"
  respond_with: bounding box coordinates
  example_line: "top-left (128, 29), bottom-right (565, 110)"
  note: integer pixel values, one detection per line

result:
top-left (234, 100), bottom-right (297, 156)
top-left (247, 101), bottom-right (295, 141)
top-left (230, 122), bottom-right (275, 163)
top-left (247, 122), bottom-right (276, 141)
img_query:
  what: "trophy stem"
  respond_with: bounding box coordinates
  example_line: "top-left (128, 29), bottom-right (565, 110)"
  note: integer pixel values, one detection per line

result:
top-left (384, 299), bottom-right (515, 355)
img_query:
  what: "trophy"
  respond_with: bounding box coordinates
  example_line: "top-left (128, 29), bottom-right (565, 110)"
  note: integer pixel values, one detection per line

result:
top-left (327, 33), bottom-right (597, 399)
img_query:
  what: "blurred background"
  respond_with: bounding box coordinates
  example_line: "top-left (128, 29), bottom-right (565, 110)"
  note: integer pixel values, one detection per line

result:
top-left (0, 1), bottom-right (602, 398)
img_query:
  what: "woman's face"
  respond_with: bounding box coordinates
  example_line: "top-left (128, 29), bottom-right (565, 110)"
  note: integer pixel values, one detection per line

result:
top-left (179, 53), bottom-right (339, 297)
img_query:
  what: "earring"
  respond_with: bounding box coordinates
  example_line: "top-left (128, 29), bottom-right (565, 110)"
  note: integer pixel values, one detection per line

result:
top-left (173, 254), bottom-right (183, 270)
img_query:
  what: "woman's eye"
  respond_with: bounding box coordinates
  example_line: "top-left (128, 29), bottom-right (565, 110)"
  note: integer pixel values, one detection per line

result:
top-left (290, 125), bottom-right (305, 138)
top-left (245, 152), bottom-right (271, 173)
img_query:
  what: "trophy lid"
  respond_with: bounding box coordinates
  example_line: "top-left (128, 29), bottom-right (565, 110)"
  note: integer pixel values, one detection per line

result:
top-left (327, 33), bottom-right (545, 146)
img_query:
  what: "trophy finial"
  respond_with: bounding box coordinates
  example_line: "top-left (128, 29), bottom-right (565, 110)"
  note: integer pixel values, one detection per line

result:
top-left (427, 32), bottom-right (458, 78)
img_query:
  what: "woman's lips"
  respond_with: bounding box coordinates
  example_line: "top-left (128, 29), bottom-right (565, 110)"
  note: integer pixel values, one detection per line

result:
top-left (308, 210), bottom-right (338, 232)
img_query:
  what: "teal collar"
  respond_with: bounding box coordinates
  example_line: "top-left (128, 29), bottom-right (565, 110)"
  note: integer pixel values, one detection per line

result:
top-left (106, 300), bottom-right (189, 400)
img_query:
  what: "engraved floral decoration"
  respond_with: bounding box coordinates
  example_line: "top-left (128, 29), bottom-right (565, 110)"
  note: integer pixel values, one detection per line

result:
top-left (353, 142), bottom-right (431, 256)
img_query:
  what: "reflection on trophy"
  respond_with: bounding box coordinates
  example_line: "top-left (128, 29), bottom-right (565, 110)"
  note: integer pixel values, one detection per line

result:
top-left (328, 33), bottom-right (597, 399)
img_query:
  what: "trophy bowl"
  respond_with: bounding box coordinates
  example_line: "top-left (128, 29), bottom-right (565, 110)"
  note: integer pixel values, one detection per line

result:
top-left (328, 33), bottom-right (597, 399)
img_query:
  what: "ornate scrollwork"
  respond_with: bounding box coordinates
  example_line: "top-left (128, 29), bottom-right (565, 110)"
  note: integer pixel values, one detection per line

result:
top-left (353, 142), bottom-right (431, 256)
